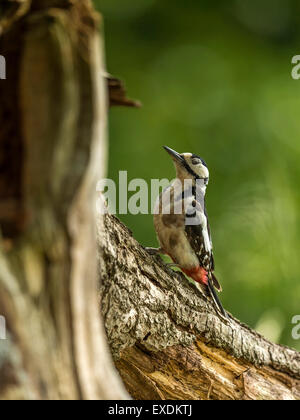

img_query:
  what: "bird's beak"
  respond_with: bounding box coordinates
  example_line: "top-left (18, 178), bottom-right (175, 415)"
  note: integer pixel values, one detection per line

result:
top-left (163, 146), bottom-right (183, 163)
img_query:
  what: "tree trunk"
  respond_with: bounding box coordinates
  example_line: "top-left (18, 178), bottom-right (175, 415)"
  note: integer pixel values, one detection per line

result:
top-left (0, 0), bottom-right (128, 400)
top-left (100, 215), bottom-right (300, 400)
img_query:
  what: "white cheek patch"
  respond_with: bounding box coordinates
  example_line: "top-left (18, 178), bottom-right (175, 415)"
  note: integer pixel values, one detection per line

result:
top-left (202, 166), bottom-right (209, 179)
top-left (194, 165), bottom-right (209, 179)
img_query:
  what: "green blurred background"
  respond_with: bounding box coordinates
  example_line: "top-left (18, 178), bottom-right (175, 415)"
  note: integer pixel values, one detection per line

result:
top-left (94, 0), bottom-right (300, 350)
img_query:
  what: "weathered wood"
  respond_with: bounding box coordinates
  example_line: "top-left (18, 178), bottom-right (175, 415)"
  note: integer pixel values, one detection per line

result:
top-left (100, 215), bottom-right (300, 400)
top-left (0, 0), bottom-right (128, 400)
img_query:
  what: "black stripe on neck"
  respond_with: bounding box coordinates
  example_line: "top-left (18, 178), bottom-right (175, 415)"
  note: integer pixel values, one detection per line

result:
top-left (182, 160), bottom-right (200, 179)
top-left (182, 160), bottom-right (208, 184)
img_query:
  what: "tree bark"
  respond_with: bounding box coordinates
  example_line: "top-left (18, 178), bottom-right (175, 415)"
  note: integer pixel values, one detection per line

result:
top-left (100, 215), bottom-right (300, 400)
top-left (0, 0), bottom-right (128, 400)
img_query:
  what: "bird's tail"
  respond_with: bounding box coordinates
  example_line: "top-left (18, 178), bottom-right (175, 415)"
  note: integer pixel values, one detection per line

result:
top-left (207, 277), bottom-right (228, 319)
top-left (182, 266), bottom-right (229, 320)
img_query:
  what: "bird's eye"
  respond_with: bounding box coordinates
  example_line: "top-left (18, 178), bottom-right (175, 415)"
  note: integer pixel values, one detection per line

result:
top-left (191, 158), bottom-right (201, 165)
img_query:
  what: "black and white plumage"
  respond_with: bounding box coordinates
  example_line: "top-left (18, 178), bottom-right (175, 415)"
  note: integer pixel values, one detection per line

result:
top-left (152, 146), bottom-right (227, 318)
top-left (185, 189), bottom-right (221, 290)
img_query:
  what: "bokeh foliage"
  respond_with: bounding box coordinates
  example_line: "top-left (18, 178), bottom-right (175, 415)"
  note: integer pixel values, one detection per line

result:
top-left (94, 0), bottom-right (300, 350)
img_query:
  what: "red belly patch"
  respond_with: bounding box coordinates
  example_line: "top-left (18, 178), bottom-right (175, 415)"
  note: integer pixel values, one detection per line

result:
top-left (181, 266), bottom-right (208, 285)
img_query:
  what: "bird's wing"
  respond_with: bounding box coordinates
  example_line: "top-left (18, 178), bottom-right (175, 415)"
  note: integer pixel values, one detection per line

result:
top-left (184, 197), bottom-right (222, 292)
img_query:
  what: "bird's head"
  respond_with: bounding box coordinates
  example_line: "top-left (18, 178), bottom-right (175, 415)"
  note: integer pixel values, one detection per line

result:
top-left (163, 146), bottom-right (209, 185)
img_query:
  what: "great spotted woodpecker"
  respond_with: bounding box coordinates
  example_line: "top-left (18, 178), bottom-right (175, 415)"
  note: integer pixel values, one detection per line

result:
top-left (149, 146), bottom-right (228, 319)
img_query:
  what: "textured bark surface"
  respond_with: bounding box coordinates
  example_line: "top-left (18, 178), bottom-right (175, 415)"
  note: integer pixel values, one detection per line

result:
top-left (100, 215), bottom-right (300, 400)
top-left (0, 0), bottom-right (128, 400)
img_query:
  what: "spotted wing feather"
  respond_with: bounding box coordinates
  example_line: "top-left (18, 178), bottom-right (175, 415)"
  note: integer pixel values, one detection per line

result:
top-left (185, 198), bottom-right (222, 292)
